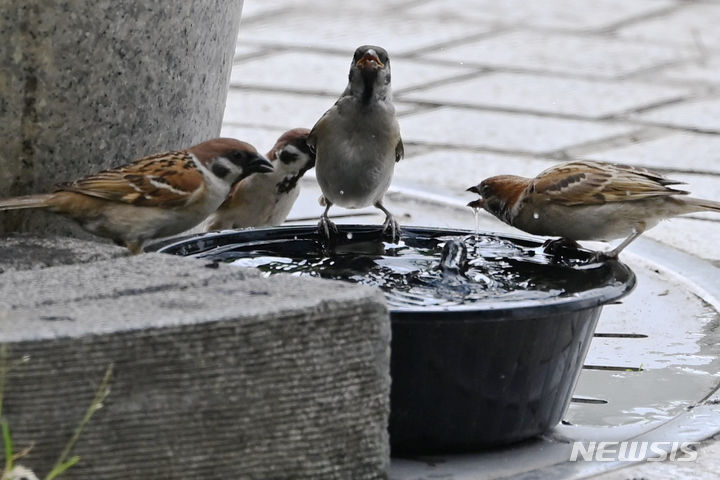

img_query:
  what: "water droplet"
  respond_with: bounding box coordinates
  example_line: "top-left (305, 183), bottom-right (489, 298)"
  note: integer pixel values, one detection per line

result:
top-left (472, 207), bottom-right (481, 235)
top-left (533, 212), bottom-right (540, 219)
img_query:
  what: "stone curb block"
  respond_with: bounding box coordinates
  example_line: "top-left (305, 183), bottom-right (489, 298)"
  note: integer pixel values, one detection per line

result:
top-left (0, 253), bottom-right (390, 479)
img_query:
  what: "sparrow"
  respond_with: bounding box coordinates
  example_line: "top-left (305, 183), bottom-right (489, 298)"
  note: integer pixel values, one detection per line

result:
top-left (0, 138), bottom-right (273, 254)
top-left (466, 160), bottom-right (720, 258)
top-left (308, 45), bottom-right (404, 242)
top-left (204, 128), bottom-right (315, 231)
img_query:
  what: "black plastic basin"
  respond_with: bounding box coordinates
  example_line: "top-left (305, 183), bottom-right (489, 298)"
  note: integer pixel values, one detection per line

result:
top-left (155, 225), bottom-right (636, 453)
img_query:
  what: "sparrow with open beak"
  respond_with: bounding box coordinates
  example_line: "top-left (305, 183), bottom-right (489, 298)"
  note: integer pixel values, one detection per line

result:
top-left (0, 138), bottom-right (273, 253)
top-left (308, 45), bottom-right (404, 241)
top-left (205, 128), bottom-right (315, 230)
top-left (467, 160), bottom-right (720, 258)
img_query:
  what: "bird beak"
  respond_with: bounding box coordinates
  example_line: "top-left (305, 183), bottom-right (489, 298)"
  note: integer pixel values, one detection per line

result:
top-left (249, 154), bottom-right (274, 174)
top-left (466, 186), bottom-right (480, 194)
top-left (467, 199), bottom-right (484, 209)
top-left (356, 51), bottom-right (384, 70)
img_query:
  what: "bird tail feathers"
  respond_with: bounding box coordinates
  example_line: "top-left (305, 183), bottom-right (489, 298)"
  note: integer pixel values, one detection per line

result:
top-left (0, 194), bottom-right (54, 211)
top-left (683, 197), bottom-right (720, 213)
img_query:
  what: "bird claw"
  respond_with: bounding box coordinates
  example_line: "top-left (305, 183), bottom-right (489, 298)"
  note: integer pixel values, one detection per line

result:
top-left (382, 215), bottom-right (401, 243)
top-left (588, 250), bottom-right (616, 264)
top-left (318, 216), bottom-right (338, 241)
top-left (542, 237), bottom-right (581, 257)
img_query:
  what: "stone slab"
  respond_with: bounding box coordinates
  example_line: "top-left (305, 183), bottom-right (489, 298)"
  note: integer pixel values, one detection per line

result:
top-left (236, 7), bottom-right (494, 55)
top-left (0, 253), bottom-right (390, 479)
top-left (645, 217), bottom-right (720, 264)
top-left (583, 131), bottom-right (720, 174)
top-left (224, 89), bottom-right (336, 130)
top-left (0, 235), bottom-right (124, 273)
top-left (224, 88), bottom-right (415, 131)
top-left (393, 149), bottom-right (556, 194)
top-left (422, 31), bottom-right (693, 78)
top-left (398, 106), bottom-right (635, 154)
top-left (633, 97), bottom-right (720, 132)
top-left (231, 50), bottom-right (479, 95)
top-left (406, 0), bottom-right (677, 31)
top-left (232, 43), bottom-right (265, 60)
top-left (220, 124), bottom-right (289, 156)
top-left (618, 3), bottom-right (720, 50)
top-left (400, 72), bottom-right (688, 118)
top-left (658, 57), bottom-right (720, 84)
top-left (240, 0), bottom-right (291, 21)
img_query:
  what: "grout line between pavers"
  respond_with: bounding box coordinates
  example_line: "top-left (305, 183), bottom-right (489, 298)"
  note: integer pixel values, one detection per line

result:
top-left (598, 94), bottom-right (696, 120)
top-left (394, 70), bottom-right (492, 95)
top-left (621, 118), bottom-right (720, 135)
top-left (594, 2), bottom-right (691, 35)
top-left (395, 97), bottom-right (689, 124)
top-left (398, 25), bottom-right (516, 57)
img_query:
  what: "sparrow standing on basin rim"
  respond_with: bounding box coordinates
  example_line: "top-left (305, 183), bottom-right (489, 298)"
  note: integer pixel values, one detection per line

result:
top-left (205, 128), bottom-right (315, 230)
top-left (467, 160), bottom-right (720, 258)
top-left (308, 45), bottom-right (404, 241)
top-left (0, 139), bottom-right (273, 254)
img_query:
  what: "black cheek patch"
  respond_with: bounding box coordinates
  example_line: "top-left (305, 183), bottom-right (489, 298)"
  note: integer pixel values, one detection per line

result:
top-left (211, 163), bottom-right (231, 178)
top-left (279, 150), bottom-right (299, 164)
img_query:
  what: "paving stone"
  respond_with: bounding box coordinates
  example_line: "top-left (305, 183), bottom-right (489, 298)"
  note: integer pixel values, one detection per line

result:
top-left (224, 88), bottom-right (416, 131)
top-left (633, 97), bottom-right (720, 132)
top-left (400, 72), bottom-right (688, 118)
top-left (231, 51), bottom-right (479, 94)
top-left (647, 218), bottom-right (720, 271)
top-left (220, 124), bottom-right (289, 154)
top-left (406, 0), bottom-right (677, 31)
top-left (583, 131), bottom-right (720, 174)
top-left (423, 31), bottom-right (693, 78)
top-left (399, 106), bottom-right (635, 154)
top-left (394, 149), bottom-right (556, 193)
top-left (658, 57), bottom-right (720, 84)
top-left (618, 3), bottom-right (720, 50)
top-left (232, 43), bottom-right (265, 60)
top-left (237, 8), bottom-right (493, 55)
top-left (240, 0), bottom-right (293, 20)
top-left (224, 89), bottom-right (336, 130)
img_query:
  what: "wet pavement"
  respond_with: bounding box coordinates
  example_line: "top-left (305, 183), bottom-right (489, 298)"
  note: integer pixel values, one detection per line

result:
top-left (224, 1), bottom-right (720, 478)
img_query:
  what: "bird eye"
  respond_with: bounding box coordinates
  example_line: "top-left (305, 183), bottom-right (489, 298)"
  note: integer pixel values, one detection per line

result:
top-left (227, 150), bottom-right (252, 167)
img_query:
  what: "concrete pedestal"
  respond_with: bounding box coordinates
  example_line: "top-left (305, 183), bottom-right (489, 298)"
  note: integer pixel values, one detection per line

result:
top-left (0, 1), bottom-right (244, 236)
top-left (0, 246), bottom-right (391, 479)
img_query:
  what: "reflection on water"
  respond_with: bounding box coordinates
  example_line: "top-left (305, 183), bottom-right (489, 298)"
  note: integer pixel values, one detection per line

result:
top-left (222, 233), bottom-right (623, 309)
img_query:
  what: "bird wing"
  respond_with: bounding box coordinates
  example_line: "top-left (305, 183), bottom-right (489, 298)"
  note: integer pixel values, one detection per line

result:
top-left (57, 151), bottom-right (206, 208)
top-left (307, 101), bottom-right (341, 156)
top-left (531, 161), bottom-right (688, 206)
